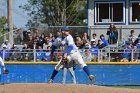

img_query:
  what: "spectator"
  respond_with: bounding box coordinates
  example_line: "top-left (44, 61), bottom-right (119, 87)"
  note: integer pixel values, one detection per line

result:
top-left (40, 33), bottom-right (45, 47)
top-left (110, 48), bottom-right (120, 62)
top-left (1, 40), bottom-right (12, 50)
top-left (43, 46), bottom-right (51, 61)
top-left (134, 38), bottom-right (140, 61)
top-left (92, 33), bottom-right (98, 43)
top-left (81, 32), bottom-right (90, 47)
top-left (27, 35), bottom-right (34, 49)
top-left (127, 30), bottom-right (137, 43)
top-left (10, 44), bottom-right (21, 61)
top-left (74, 33), bottom-right (83, 49)
top-left (120, 42), bottom-right (133, 62)
top-left (36, 46), bottom-right (44, 61)
top-left (43, 37), bottom-right (52, 50)
top-left (81, 43), bottom-right (92, 62)
top-left (90, 39), bottom-right (98, 62)
top-left (49, 32), bottom-right (54, 42)
top-left (133, 45), bottom-right (139, 61)
top-left (97, 39), bottom-right (105, 49)
top-left (100, 34), bottom-right (109, 47)
top-left (34, 36), bottom-right (42, 48)
top-left (107, 23), bottom-right (118, 44)
top-left (134, 34), bottom-right (140, 44)
top-left (21, 43), bottom-right (31, 61)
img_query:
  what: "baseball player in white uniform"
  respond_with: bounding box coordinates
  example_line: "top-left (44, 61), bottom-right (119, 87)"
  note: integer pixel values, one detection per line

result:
top-left (48, 27), bottom-right (94, 83)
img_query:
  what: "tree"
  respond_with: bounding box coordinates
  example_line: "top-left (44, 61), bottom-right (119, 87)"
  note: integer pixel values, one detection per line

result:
top-left (0, 16), bottom-right (7, 43)
top-left (0, 16), bottom-right (7, 32)
top-left (20, 0), bottom-right (86, 27)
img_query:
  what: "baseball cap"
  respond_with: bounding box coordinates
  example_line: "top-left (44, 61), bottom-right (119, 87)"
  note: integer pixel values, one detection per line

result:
top-left (62, 26), bottom-right (70, 31)
top-left (91, 39), bottom-right (96, 42)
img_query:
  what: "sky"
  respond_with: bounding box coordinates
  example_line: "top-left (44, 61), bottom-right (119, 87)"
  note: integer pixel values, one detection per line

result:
top-left (0, 0), bottom-right (29, 28)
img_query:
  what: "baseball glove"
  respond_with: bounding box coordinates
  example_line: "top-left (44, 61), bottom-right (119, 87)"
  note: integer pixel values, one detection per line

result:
top-left (3, 68), bottom-right (9, 74)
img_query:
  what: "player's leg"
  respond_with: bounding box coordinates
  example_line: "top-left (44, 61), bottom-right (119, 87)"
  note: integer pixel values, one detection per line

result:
top-left (48, 59), bottom-right (63, 84)
top-left (62, 68), bottom-right (67, 84)
top-left (69, 67), bottom-right (76, 84)
top-left (70, 51), bottom-right (94, 81)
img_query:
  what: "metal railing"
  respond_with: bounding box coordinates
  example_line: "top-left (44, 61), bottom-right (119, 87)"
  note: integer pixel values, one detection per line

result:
top-left (0, 48), bottom-right (140, 62)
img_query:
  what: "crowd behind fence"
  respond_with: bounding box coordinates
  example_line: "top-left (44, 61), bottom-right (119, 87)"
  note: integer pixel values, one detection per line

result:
top-left (0, 48), bottom-right (140, 62)
top-left (0, 24), bottom-right (140, 62)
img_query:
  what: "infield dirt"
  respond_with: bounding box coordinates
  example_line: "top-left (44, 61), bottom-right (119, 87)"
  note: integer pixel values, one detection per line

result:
top-left (0, 83), bottom-right (140, 93)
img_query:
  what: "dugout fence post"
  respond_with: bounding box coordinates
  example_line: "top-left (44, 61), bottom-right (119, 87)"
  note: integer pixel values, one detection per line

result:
top-left (33, 43), bottom-right (36, 62)
top-left (2, 49), bottom-right (5, 62)
top-left (131, 49), bottom-right (134, 62)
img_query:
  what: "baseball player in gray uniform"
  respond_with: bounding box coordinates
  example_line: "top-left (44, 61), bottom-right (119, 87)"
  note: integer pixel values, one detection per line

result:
top-left (48, 26), bottom-right (94, 83)
top-left (62, 60), bottom-right (76, 84)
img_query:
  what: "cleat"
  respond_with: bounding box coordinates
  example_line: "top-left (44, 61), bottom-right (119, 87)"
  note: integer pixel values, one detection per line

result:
top-left (89, 75), bottom-right (94, 81)
top-left (48, 79), bottom-right (53, 84)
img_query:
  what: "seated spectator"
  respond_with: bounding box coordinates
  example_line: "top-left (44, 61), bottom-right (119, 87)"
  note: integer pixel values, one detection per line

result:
top-left (43, 46), bottom-right (51, 61)
top-left (36, 46), bottom-right (44, 61)
top-left (34, 36), bottom-right (42, 48)
top-left (120, 42), bottom-right (133, 62)
top-left (92, 33), bottom-right (98, 43)
top-left (74, 33), bottom-right (83, 49)
top-left (27, 35), bottom-right (34, 49)
top-left (21, 43), bottom-right (32, 61)
top-left (54, 46), bottom-right (63, 61)
top-left (133, 45), bottom-right (139, 62)
top-left (100, 34), bottom-right (109, 47)
top-left (43, 37), bottom-right (52, 50)
top-left (81, 32), bottom-right (90, 47)
top-left (97, 39), bottom-right (105, 49)
top-left (90, 39), bottom-right (98, 62)
top-left (40, 33), bottom-right (45, 47)
top-left (81, 43), bottom-right (92, 62)
top-left (110, 48), bottom-right (120, 62)
top-left (10, 44), bottom-right (21, 61)
top-left (135, 34), bottom-right (140, 44)
top-left (127, 30), bottom-right (137, 44)
top-left (107, 23), bottom-right (118, 44)
top-left (134, 38), bottom-right (140, 61)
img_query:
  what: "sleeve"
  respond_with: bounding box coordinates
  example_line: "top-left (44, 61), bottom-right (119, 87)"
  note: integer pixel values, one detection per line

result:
top-left (65, 36), bottom-right (74, 55)
top-left (65, 45), bottom-right (73, 55)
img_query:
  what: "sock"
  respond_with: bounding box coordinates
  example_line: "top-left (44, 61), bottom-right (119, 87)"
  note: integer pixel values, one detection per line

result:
top-left (50, 69), bottom-right (58, 80)
top-left (83, 66), bottom-right (90, 76)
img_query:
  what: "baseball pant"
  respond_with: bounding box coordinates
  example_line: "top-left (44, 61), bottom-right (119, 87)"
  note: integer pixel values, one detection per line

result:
top-left (62, 67), bottom-right (76, 84)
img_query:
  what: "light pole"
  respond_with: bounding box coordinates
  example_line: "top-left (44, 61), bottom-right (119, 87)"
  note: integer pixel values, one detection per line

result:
top-left (7, 0), bottom-right (14, 45)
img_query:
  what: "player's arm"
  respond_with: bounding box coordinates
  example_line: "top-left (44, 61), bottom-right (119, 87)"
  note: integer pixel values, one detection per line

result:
top-left (0, 57), bottom-right (6, 71)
